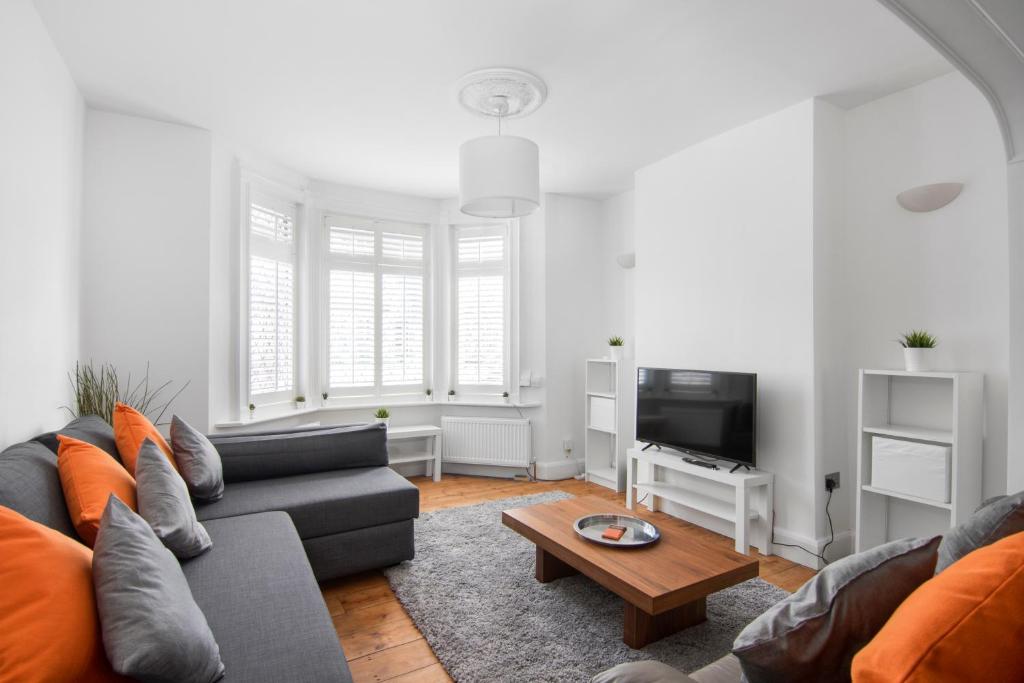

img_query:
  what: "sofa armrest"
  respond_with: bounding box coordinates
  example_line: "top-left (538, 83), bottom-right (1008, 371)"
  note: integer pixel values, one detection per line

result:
top-left (591, 661), bottom-right (696, 683)
top-left (208, 423), bottom-right (388, 483)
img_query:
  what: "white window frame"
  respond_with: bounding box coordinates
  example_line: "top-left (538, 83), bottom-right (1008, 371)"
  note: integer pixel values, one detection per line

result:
top-left (450, 222), bottom-right (513, 398)
top-left (238, 174), bottom-right (306, 414)
top-left (322, 213), bottom-right (431, 400)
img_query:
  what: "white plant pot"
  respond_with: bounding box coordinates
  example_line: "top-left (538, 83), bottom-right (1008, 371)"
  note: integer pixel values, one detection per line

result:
top-left (608, 346), bottom-right (623, 362)
top-left (295, 402), bottom-right (305, 410)
top-left (375, 417), bottom-right (390, 427)
top-left (903, 348), bottom-right (935, 372)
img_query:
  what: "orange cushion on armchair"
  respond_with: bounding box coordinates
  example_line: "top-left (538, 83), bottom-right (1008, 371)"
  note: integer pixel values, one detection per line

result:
top-left (112, 402), bottom-right (175, 475)
top-left (852, 531), bottom-right (1024, 683)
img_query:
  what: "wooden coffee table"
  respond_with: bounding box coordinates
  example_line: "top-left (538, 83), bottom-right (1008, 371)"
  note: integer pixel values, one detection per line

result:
top-left (502, 495), bottom-right (759, 648)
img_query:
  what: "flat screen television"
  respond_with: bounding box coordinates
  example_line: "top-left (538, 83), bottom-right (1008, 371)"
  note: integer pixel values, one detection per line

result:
top-left (636, 367), bottom-right (756, 467)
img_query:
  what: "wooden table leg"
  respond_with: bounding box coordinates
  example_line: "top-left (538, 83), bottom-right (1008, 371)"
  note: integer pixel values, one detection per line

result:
top-left (535, 547), bottom-right (579, 583)
top-left (623, 598), bottom-right (707, 649)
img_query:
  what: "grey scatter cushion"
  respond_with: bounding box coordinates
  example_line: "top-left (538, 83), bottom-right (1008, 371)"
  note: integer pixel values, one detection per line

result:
top-left (33, 415), bottom-right (123, 464)
top-left (136, 439), bottom-right (212, 559)
top-left (170, 416), bottom-right (224, 502)
top-left (591, 661), bottom-right (696, 683)
top-left (0, 441), bottom-right (77, 538)
top-left (937, 490), bottom-right (1024, 572)
top-left (732, 536), bottom-right (941, 683)
top-left (93, 496), bottom-right (225, 683)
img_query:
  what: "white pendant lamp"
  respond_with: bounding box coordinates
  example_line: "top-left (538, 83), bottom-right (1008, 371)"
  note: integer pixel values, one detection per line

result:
top-left (457, 68), bottom-right (546, 218)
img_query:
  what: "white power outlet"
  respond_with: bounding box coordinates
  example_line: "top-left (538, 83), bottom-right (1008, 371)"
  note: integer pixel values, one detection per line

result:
top-left (562, 439), bottom-right (573, 455)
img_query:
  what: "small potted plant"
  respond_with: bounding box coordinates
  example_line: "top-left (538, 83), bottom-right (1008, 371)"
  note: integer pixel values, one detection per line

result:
top-left (374, 407), bottom-right (390, 427)
top-left (448, 389), bottom-right (456, 402)
top-left (425, 388), bottom-right (433, 400)
top-left (608, 335), bottom-right (625, 361)
top-left (502, 391), bottom-right (510, 404)
top-left (248, 402), bottom-right (256, 419)
top-left (295, 395), bottom-right (306, 409)
top-left (898, 330), bottom-right (938, 372)
top-left (321, 391), bottom-right (329, 406)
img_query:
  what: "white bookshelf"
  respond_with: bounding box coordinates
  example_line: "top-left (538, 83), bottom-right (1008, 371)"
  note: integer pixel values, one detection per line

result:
top-left (585, 358), bottom-right (622, 491)
top-left (855, 369), bottom-right (983, 552)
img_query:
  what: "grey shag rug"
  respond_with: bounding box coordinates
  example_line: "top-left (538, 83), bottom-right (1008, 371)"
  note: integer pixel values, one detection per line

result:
top-left (384, 492), bottom-right (787, 683)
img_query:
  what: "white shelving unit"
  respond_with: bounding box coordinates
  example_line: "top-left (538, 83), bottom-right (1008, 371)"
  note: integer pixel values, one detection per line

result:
top-left (585, 358), bottom-right (622, 491)
top-left (386, 424), bottom-right (442, 482)
top-left (855, 369), bottom-right (983, 552)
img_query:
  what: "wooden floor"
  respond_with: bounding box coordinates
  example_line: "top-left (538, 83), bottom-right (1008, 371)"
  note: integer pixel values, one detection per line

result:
top-left (320, 475), bottom-right (816, 683)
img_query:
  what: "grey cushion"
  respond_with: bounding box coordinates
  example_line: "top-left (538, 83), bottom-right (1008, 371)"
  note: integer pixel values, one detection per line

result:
top-left (0, 441), bottom-right (76, 538)
top-left (690, 654), bottom-right (743, 683)
top-left (34, 415), bottom-right (122, 464)
top-left (208, 423), bottom-right (387, 483)
top-left (936, 490), bottom-right (1024, 572)
top-left (732, 536), bottom-right (941, 683)
top-left (195, 466), bottom-right (418, 539)
top-left (182, 511), bottom-right (351, 683)
top-left (592, 661), bottom-right (696, 683)
top-left (136, 439), bottom-right (212, 559)
top-left (171, 415), bottom-right (225, 502)
top-left (94, 496), bottom-right (225, 683)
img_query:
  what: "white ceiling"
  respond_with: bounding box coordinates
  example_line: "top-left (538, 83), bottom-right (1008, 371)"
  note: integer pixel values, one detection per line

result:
top-left (34, 0), bottom-right (951, 198)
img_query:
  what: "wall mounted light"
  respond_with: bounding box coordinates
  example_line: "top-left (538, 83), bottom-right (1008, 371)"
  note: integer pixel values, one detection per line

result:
top-left (896, 182), bottom-right (964, 212)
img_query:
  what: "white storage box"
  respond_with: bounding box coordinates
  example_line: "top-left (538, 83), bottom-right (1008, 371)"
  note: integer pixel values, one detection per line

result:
top-left (871, 436), bottom-right (951, 503)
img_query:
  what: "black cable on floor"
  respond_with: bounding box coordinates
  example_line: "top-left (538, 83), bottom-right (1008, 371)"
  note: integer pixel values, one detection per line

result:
top-left (770, 486), bottom-right (835, 565)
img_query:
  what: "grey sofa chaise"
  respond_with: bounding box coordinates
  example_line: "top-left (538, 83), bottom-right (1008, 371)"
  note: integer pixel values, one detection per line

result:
top-left (0, 416), bottom-right (419, 683)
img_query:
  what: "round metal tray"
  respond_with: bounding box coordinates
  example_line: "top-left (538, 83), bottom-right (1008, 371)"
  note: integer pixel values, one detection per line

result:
top-left (573, 514), bottom-right (660, 548)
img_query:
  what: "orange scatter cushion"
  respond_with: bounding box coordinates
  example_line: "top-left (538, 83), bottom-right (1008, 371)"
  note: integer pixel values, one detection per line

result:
top-left (112, 402), bottom-right (175, 475)
top-left (852, 531), bottom-right (1024, 683)
top-left (57, 435), bottom-right (137, 546)
top-left (0, 505), bottom-right (126, 683)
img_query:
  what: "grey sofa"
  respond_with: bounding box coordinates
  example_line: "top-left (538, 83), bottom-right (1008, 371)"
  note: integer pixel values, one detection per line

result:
top-left (0, 415), bottom-right (419, 683)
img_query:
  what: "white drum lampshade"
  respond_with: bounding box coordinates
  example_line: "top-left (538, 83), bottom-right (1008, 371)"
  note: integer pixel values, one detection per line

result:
top-left (459, 135), bottom-right (539, 218)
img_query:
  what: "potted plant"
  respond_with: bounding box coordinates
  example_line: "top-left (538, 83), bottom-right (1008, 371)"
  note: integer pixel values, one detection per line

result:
top-left (608, 336), bottom-right (625, 361)
top-left (321, 391), bottom-right (329, 406)
top-left (448, 389), bottom-right (456, 402)
top-left (248, 402), bottom-right (256, 419)
top-left (295, 395), bottom-right (306, 409)
top-left (898, 330), bottom-right (938, 372)
top-left (502, 391), bottom-right (510, 404)
top-left (425, 388), bottom-right (433, 400)
top-left (374, 407), bottom-right (390, 427)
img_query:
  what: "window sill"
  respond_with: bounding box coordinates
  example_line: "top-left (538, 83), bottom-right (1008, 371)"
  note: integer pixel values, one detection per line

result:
top-left (214, 400), bottom-right (542, 429)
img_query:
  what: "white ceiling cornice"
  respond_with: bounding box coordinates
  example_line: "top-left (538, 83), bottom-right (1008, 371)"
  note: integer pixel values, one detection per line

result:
top-left (876, 0), bottom-right (1024, 164)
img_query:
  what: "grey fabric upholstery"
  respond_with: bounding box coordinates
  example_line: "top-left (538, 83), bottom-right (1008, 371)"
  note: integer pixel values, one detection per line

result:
top-left (592, 661), bottom-right (697, 683)
top-left (0, 441), bottom-right (76, 538)
top-left (304, 518), bottom-right (415, 581)
top-left (171, 415), bottom-right (225, 502)
top-left (34, 415), bottom-right (122, 464)
top-left (182, 511), bottom-right (352, 683)
top-left (732, 536), bottom-right (941, 683)
top-left (94, 496), bottom-right (225, 683)
top-left (136, 439), bottom-right (213, 559)
top-left (208, 423), bottom-right (388, 483)
top-left (937, 489), bottom-right (1024, 572)
top-left (195, 466), bottom-right (418, 539)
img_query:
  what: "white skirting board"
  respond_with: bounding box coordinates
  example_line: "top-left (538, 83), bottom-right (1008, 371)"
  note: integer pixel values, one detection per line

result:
top-left (535, 458), bottom-right (583, 481)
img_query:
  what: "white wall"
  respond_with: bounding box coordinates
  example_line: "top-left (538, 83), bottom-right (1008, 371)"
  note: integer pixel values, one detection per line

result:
top-left (840, 72), bottom-right (1009, 499)
top-left (1010, 160), bottom-right (1024, 493)
top-left (0, 0), bottom-right (84, 446)
top-left (635, 101), bottom-right (821, 547)
top-left (81, 110), bottom-right (212, 429)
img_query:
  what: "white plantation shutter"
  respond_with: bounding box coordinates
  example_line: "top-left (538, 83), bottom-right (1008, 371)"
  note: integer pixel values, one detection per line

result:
top-left (325, 215), bottom-right (428, 396)
top-left (453, 226), bottom-right (508, 390)
top-left (248, 198), bottom-right (298, 402)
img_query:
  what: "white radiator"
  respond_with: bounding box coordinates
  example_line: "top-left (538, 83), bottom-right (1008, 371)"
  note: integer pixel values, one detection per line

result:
top-left (441, 416), bottom-right (531, 468)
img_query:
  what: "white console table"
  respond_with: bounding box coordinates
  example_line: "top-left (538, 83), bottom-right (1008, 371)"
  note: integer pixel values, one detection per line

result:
top-left (626, 447), bottom-right (773, 556)
top-left (387, 425), bottom-right (442, 482)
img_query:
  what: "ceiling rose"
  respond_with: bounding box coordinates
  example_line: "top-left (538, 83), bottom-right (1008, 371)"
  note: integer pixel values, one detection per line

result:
top-left (456, 68), bottom-right (548, 119)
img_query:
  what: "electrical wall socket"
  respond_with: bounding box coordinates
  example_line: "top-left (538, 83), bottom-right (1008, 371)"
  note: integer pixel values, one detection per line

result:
top-left (825, 472), bottom-right (840, 490)
top-left (562, 439), bottom-right (573, 454)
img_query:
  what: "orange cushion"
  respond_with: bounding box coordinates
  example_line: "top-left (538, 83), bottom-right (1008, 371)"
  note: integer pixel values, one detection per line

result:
top-left (112, 402), bottom-right (175, 475)
top-left (57, 435), bottom-right (137, 546)
top-left (0, 505), bottom-right (126, 683)
top-left (852, 531), bottom-right (1024, 683)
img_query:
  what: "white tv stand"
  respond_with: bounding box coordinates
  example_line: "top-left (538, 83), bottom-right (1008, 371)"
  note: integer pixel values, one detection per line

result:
top-left (626, 446), bottom-right (773, 556)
